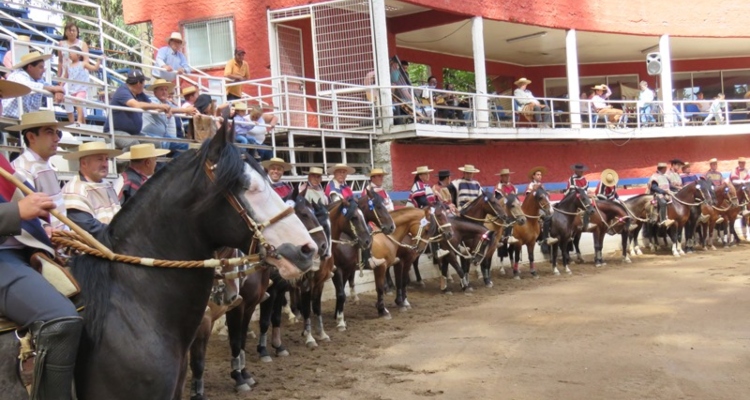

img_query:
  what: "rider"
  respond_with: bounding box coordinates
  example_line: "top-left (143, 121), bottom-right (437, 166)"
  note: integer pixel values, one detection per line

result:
top-left (565, 163), bottom-right (594, 231)
top-left (526, 166), bottom-right (557, 245)
top-left (680, 162), bottom-right (700, 185)
top-left (494, 168), bottom-right (519, 245)
top-left (299, 167), bottom-right (328, 206)
top-left (362, 168), bottom-right (394, 211)
top-left (666, 159), bottom-right (685, 191)
top-left (432, 170), bottom-right (456, 213)
top-left (451, 164), bottom-right (482, 209)
top-left (647, 162), bottom-right (676, 227)
top-left (1, 81), bottom-right (83, 400)
top-left (409, 165), bottom-right (436, 208)
top-left (325, 163), bottom-right (355, 202)
top-left (704, 158), bottom-right (724, 186)
top-left (729, 157), bottom-right (750, 219)
top-left (595, 169), bottom-right (620, 200)
top-left (115, 143), bottom-right (170, 205)
top-left (262, 157), bottom-right (293, 199)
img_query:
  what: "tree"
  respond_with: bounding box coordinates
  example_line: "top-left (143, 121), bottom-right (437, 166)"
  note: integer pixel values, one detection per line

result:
top-left (443, 68), bottom-right (492, 93)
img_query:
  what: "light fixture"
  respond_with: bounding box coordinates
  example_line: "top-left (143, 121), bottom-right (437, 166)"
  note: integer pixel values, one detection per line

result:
top-left (506, 31), bottom-right (547, 44)
top-left (640, 44), bottom-right (660, 54)
top-left (385, 5), bottom-right (401, 12)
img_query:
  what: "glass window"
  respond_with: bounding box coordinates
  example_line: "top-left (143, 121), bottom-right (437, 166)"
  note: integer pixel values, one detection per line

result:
top-left (691, 71), bottom-right (722, 99)
top-left (672, 72), bottom-right (694, 100)
top-left (722, 70), bottom-right (750, 102)
top-left (543, 78), bottom-right (568, 99)
top-left (183, 17), bottom-right (234, 68)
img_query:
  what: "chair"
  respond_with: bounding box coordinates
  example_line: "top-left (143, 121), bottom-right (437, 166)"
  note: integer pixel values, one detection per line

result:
top-left (492, 105), bottom-right (512, 127)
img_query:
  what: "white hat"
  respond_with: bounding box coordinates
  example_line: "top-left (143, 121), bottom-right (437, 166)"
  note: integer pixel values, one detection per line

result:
top-left (305, 167), bottom-right (324, 175)
top-left (495, 168), bottom-right (514, 176)
top-left (146, 78), bottom-right (176, 92)
top-left (168, 32), bottom-right (184, 43)
top-left (600, 169), bottom-right (619, 187)
top-left (458, 164), bottom-right (480, 173)
top-left (367, 168), bottom-right (389, 177)
top-left (261, 157), bottom-right (292, 172)
top-left (5, 110), bottom-right (70, 132)
top-left (0, 80), bottom-right (32, 101)
top-left (63, 141), bottom-right (123, 160)
top-left (116, 143), bottom-right (170, 160)
top-left (514, 77), bottom-right (531, 86)
top-left (327, 163), bottom-right (355, 175)
top-left (411, 165), bottom-right (434, 175)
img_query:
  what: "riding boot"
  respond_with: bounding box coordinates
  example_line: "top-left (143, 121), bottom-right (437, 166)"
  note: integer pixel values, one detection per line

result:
top-left (29, 316), bottom-right (84, 400)
top-left (505, 225), bottom-right (518, 244)
top-left (432, 242), bottom-right (449, 260)
top-left (542, 216), bottom-right (558, 245)
top-left (658, 198), bottom-right (674, 227)
top-left (582, 213), bottom-right (595, 231)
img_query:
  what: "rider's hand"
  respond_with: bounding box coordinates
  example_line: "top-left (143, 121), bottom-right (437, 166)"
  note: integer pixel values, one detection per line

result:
top-left (18, 193), bottom-right (55, 221)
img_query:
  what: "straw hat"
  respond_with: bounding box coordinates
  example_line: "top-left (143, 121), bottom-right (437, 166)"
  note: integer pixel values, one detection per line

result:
top-left (514, 78), bottom-right (531, 86)
top-left (570, 163), bottom-right (589, 171)
top-left (305, 167), bottom-right (324, 175)
top-left (600, 169), bottom-right (619, 188)
top-left (528, 166), bottom-right (547, 180)
top-left (63, 141), bottom-right (123, 160)
top-left (116, 143), bottom-right (170, 160)
top-left (168, 32), bottom-right (184, 43)
top-left (495, 168), bottom-right (514, 176)
top-left (411, 165), bottom-right (434, 175)
top-left (261, 157), bottom-right (292, 172)
top-left (739, 157), bottom-right (746, 163)
top-left (12, 51), bottom-right (52, 70)
top-left (367, 168), bottom-right (389, 177)
top-left (657, 162), bottom-right (668, 168)
top-left (0, 80), bottom-right (32, 101)
top-left (709, 158), bottom-right (718, 163)
top-left (682, 162), bottom-right (691, 169)
top-left (327, 163), bottom-right (355, 175)
top-left (592, 84), bottom-right (607, 91)
top-left (146, 78), bottom-right (175, 92)
top-left (181, 86), bottom-right (197, 96)
top-left (5, 110), bottom-right (70, 132)
top-left (234, 102), bottom-right (248, 111)
top-left (458, 164), bottom-right (480, 173)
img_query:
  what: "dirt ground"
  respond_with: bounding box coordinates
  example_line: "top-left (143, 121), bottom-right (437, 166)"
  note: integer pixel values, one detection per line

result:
top-left (195, 245), bottom-right (750, 400)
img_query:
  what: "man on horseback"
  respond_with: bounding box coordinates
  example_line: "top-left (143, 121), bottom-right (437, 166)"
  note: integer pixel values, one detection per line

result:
top-left (526, 166), bottom-right (558, 245)
top-left (262, 157), bottom-right (293, 199)
top-left (362, 168), bottom-right (393, 211)
top-left (433, 170), bottom-right (456, 213)
top-left (115, 143), bottom-right (169, 205)
top-left (299, 167), bottom-right (328, 206)
top-left (566, 164), bottom-right (595, 231)
top-left (595, 169), bottom-right (619, 200)
top-left (647, 162), bottom-right (676, 227)
top-left (1, 156), bottom-right (83, 400)
top-left (730, 157), bottom-right (750, 218)
top-left (325, 164), bottom-right (355, 202)
top-left (667, 159), bottom-right (685, 191)
top-left (61, 142), bottom-right (123, 236)
top-left (494, 168), bottom-right (519, 245)
top-left (409, 166), bottom-right (436, 208)
top-left (451, 164), bottom-right (482, 209)
top-left (681, 162), bottom-right (700, 185)
top-left (704, 158), bottom-right (724, 186)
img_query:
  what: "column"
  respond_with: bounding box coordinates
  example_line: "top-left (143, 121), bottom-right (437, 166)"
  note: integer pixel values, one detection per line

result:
top-left (566, 29), bottom-right (581, 129)
top-left (659, 34), bottom-right (674, 126)
top-left (472, 16), bottom-right (489, 128)
top-left (372, 0), bottom-right (393, 131)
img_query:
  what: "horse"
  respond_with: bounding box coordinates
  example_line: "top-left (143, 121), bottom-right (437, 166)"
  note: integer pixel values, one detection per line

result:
top-left (499, 186), bottom-right (553, 279)
top-left (571, 198), bottom-right (632, 267)
top-left (710, 182), bottom-right (741, 247)
top-left (622, 194), bottom-right (654, 257)
top-left (734, 183), bottom-right (750, 240)
top-left (0, 117), bottom-right (319, 400)
top-left (479, 192), bottom-right (526, 287)
top-left (549, 187), bottom-right (594, 275)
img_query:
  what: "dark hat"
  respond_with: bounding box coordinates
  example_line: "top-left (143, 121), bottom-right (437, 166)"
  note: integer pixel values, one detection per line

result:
top-left (235, 48), bottom-right (246, 55)
top-left (438, 170), bottom-right (451, 179)
top-left (571, 163), bottom-right (589, 171)
top-left (193, 94), bottom-right (213, 114)
top-left (669, 158), bottom-right (684, 165)
top-left (125, 69), bottom-right (146, 84)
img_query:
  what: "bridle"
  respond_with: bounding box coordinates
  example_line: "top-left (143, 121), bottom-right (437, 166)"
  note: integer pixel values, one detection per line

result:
top-left (553, 190), bottom-right (593, 216)
top-left (460, 194), bottom-right (514, 228)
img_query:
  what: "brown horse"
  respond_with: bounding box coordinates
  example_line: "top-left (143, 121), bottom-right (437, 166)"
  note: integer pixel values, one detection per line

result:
top-left (549, 187), bottom-right (595, 275)
top-left (499, 187), bottom-right (552, 279)
top-left (622, 194), bottom-right (654, 257)
top-left (734, 183), bottom-right (750, 240)
top-left (571, 198), bottom-right (632, 267)
top-left (479, 192), bottom-right (526, 287)
top-left (712, 182), bottom-right (742, 247)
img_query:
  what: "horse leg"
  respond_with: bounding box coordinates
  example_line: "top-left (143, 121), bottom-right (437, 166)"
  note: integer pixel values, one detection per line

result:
top-left (551, 241), bottom-right (560, 275)
top-left (594, 232), bottom-right (605, 267)
top-left (384, 266), bottom-right (395, 294)
top-left (270, 282), bottom-right (290, 358)
top-left (709, 221), bottom-right (717, 251)
top-left (512, 245), bottom-right (521, 280)
top-left (481, 256), bottom-right (493, 288)
top-left (574, 232), bottom-right (584, 264)
top-left (257, 290), bottom-right (274, 362)
top-left (563, 239), bottom-right (573, 274)
top-left (621, 230), bottom-right (632, 263)
top-left (439, 256), bottom-right (452, 294)
top-left (346, 272), bottom-right (360, 305)
top-left (188, 315), bottom-right (211, 400)
top-left (412, 258), bottom-right (426, 288)
top-left (460, 258), bottom-right (473, 292)
top-left (670, 226), bottom-right (681, 257)
top-left (332, 268), bottom-right (347, 332)
top-left (400, 259), bottom-right (412, 310)
top-left (394, 262), bottom-right (406, 310)
top-left (730, 217), bottom-right (741, 245)
top-left (299, 288), bottom-right (318, 349)
top-left (374, 263), bottom-right (391, 319)
top-left (312, 283), bottom-right (330, 342)
top-left (226, 306), bottom-right (253, 392)
top-left (527, 243), bottom-right (539, 279)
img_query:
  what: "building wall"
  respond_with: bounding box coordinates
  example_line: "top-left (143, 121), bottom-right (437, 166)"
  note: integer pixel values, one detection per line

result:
top-left (389, 135), bottom-right (749, 190)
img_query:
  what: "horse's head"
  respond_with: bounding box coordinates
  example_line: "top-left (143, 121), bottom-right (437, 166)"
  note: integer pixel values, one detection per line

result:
top-left (359, 189), bottom-right (395, 234)
top-left (339, 196), bottom-right (372, 250)
top-left (735, 182), bottom-right (750, 204)
top-left (431, 201), bottom-right (453, 241)
top-left (695, 178), bottom-right (716, 206)
top-left (717, 182), bottom-right (739, 207)
top-left (504, 193), bottom-right (526, 226)
top-left (200, 110), bottom-right (317, 279)
top-left (532, 186), bottom-right (553, 216)
top-left (572, 187), bottom-right (594, 214)
top-left (462, 189), bottom-right (508, 221)
top-left (311, 199), bottom-right (332, 259)
top-left (291, 195), bottom-right (329, 261)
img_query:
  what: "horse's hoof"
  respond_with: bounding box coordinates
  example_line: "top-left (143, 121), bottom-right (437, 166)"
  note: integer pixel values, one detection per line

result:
top-left (273, 345), bottom-right (290, 357)
top-left (553, 269), bottom-right (560, 276)
top-left (499, 268), bottom-right (506, 275)
top-left (248, 330), bottom-right (257, 339)
top-left (442, 290), bottom-right (453, 296)
top-left (623, 257), bottom-right (632, 264)
top-left (336, 325), bottom-right (347, 332)
top-left (463, 286), bottom-right (474, 292)
top-left (260, 355), bottom-right (272, 363)
top-left (595, 263), bottom-right (603, 268)
top-left (513, 275), bottom-right (521, 280)
top-left (635, 249), bottom-right (643, 256)
top-left (485, 281), bottom-right (494, 288)
top-left (399, 306), bottom-right (409, 312)
top-left (672, 252), bottom-right (681, 258)
top-left (306, 341), bottom-right (318, 349)
top-left (380, 310), bottom-right (392, 320)
top-left (415, 280), bottom-right (426, 288)
top-left (190, 394), bottom-right (207, 400)
top-left (235, 383), bottom-right (252, 393)
top-left (710, 246), bottom-right (716, 251)
top-left (566, 270), bottom-right (573, 275)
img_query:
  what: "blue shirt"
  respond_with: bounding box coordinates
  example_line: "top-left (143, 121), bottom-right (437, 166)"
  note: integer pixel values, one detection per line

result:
top-left (154, 46), bottom-right (191, 80)
top-left (681, 174), bottom-right (699, 185)
top-left (104, 85), bottom-right (151, 135)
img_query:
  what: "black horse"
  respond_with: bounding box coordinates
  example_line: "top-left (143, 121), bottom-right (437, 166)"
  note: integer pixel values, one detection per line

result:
top-left (0, 118), bottom-right (318, 399)
top-left (549, 187), bottom-right (594, 275)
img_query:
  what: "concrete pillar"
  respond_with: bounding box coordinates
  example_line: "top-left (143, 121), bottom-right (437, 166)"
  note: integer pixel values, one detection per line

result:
top-left (472, 16), bottom-right (489, 128)
top-left (566, 29), bottom-right (582, 129)
top-left (659, 35), bottom-right (675, 126)
top-left (372, 0), bottom-right (393, 132)
top-left (373, 141), bottom-right (393, 190)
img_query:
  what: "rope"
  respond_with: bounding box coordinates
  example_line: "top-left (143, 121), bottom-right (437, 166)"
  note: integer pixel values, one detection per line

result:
top-left (51, 231), bottom-right (261, 270)
top-left (522, 212), bottom-right (542, 219)
top-left (619, 200), bottom-right (651, 223)
top-left (670, 195), bottom-right (705, 207)
top-left (552, 206), bottom-right (584, 216)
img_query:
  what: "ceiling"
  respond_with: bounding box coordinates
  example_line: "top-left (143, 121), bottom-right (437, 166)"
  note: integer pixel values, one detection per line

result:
top-left (384, 0), bottom-right (429, 17)
top-left (391, 9), bottom-right (750, 66)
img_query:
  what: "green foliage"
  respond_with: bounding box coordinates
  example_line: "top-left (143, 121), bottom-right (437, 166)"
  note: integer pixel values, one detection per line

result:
top-left (443, 68), bottom-right (492, 93)
top-left (406, 63), bottom-right (429, 86)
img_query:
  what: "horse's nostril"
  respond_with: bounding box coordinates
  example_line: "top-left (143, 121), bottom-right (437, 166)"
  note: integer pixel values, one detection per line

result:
top-left (301, 244), bottom-right (315, 256)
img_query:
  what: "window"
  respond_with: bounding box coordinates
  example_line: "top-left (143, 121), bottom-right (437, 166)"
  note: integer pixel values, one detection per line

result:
top-left (183, 17), bottom-right (234, 68)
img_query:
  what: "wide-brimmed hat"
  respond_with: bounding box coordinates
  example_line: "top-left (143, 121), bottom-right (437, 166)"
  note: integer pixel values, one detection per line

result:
top-left (168, 32), bottom-right (183, 43)
top-left (0, 80), bottom-right (32, 100)
top-left (682, 162), bottom-right (691, 169)
top-left (63, 141), bottom-right (123, 160)
top-left (570, 163), bottom-right (589, 171)
top-left (411, 165), bottom-right (434, 175)
top-left (327, 163), bottom-right (355, 175)
top-left (12, 51), bottom-right (52, 70)
top-left (514, 77), bottom-right (531, 86)
top-left (592, 84), bottom-right (607, 91)
top-left (116, 143), bottom-right (170, 160)
top-left (458, 164), bottom-right (480, 173)
top-left (495, 168), bottom-right (514, 176)
top-left (234, 102), bottom-right (248, 111)
top-left (181, 86), bottom-right (197, 96)
top-left (367, 168), bottom-right (388, 177)
top-left (5, 110), bottom-right (70, 132)
top-left (709, 158), bottom-right (718, 163)
top-left (738, 157), bottom-right (746, 163)
top-left (600, 169), bottom-right (619, 187)
top-left (528, 166), bottom-right (547, 179)
top-left (261, 157), bottom-right (292, 172)
top-left (669, 158), bottom-right (684, 165)
top-left (438, 170), bottom-right (451, 179)
top-left (657, 162), bottom-right (668, 168)
top-left (146, 78), bottom-right (175, 92)
top-left (305, 167), bottom-right (324, 175)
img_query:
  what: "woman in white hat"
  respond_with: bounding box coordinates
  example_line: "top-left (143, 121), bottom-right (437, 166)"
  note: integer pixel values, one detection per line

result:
top-left (362, 168), bottom-right (393, 211)
top-left (325, 163), bottom-right (355, 202)
top-left (595, 169), bottom-right (620, 201)
top-left (261, 157), bottom-right (294, 199)
top-left (154, 32), bottom-right (191, 81)
top-left (116, 143), bottom-right (170, 204)
top-left (409, 165), bottom-right (436, 208)
top-left (299, 167), bottom-right (328, 206)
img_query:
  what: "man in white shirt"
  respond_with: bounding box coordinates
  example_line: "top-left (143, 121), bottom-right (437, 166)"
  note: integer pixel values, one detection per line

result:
top-left (637, 80), bottom-right (656, 126)
top-left (592, 84), bottom-right (623, 128)
top-left (513, 77), bottom-right (552, 128)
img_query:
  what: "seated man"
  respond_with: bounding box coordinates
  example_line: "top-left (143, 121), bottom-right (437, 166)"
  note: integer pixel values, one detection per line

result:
top-left (592, 84), bottom-right (624, 128)
top-left (513, 77), bottom-right (552, 128)
top-left (116, 143), bottom-right (169, 205)
top-left (647, 162), bottom-right (676, 227)
top-left (141, 79), bottom-right (195, 152)
top-left (153, 32), bottom-right (191, 82)
top-left (2, 52), bottom-right (65, 119)
top-left (62, 142), bottom-right (123, 235)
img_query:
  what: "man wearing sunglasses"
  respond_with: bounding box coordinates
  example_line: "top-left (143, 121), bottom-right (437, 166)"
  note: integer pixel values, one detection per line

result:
top-left (7, 111), bottom-right (69, 232)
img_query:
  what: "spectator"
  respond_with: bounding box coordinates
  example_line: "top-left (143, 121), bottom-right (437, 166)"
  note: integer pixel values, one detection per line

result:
top-left (104, 69), bottom-right (171, 150)
top-left (703, 93), bottom-right (726, 125)
top-left (181, 86), bottom-right (198, 106)
top-left (2, 52), bottom-right (65, 119)
top-left (3, 35), bottom-right (29, 70)
top-left (63, 46), bottom-right (101, 125)
top-left (224, 48), bottom-right (249, 101)
top-left (692, 92), bottom-right (711, 113)
top-left (240, 105), bottom-right (276, 161)
top-left (591, 84), bottom-right (624, 128)
top-left (513, 77), bottom-right (552, 128)
top-left (637, 80), bottom-right (656, 126)
top-left (154, 32), bottom-right (190, 82)
top-left (61, 142), bottom-right (123, 235)
top-left (141, 78), bottom-right (195, 152)
top-left (116, 143), bottom-right (169, 205)
top-left (57, 22), bottom-right (90, 123)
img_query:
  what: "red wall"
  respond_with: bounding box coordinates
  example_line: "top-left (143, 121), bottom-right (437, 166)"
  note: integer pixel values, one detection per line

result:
top-left (389, 136), bottom-right (750, 190)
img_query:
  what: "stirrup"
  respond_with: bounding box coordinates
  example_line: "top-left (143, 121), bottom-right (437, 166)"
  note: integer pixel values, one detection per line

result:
top-left (660, 219), bottom-right (675, 228)
top-left (507, 236), bottom-right (519, 245)
top-left (368, 257), bottom-right (385, 268)
top-left (546, 237), bottom-right (559, 245)
top-left (715, 217), bottom-right (725, 224)
top-left (436, 249), bottom-right (450, 259)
